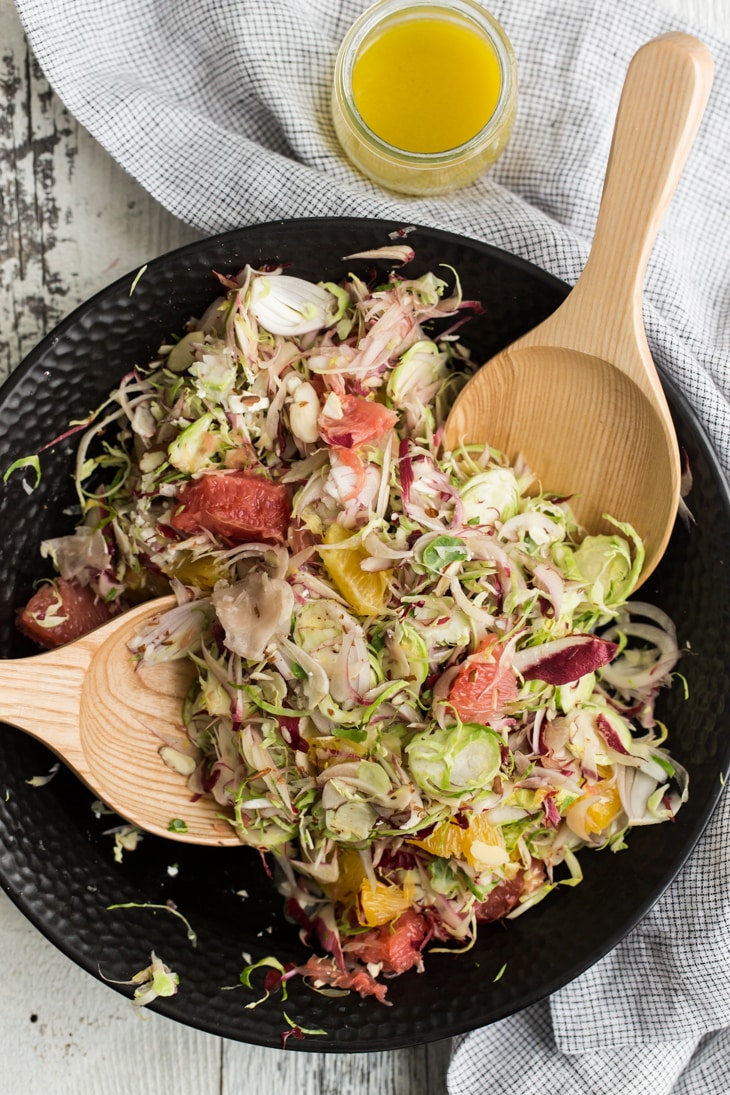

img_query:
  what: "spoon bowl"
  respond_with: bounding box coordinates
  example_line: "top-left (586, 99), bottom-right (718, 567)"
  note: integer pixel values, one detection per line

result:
top-left (0, 596), bottom-right (240, 846)
top-left (445, 33), bottom-right (714, 584)
top-left (448, 343), bottom-right (679, 546)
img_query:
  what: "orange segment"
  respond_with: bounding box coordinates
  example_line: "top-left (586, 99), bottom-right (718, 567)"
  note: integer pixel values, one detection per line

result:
top-left (325, 848), bottom-right (367, 905)
top-left (322, 523), bottom-right (392, 616)
top-left (584, 781), bottom-right (623, 833)
top-left (408, 813), bottom-right (507, 868)
top-left (357, 878), bottom-right (415, 927)
top-left (162, 550), bottom-right (224, 591)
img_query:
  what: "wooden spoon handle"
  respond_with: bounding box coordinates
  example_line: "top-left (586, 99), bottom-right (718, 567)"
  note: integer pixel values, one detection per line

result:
top-left (0, 647), bottom-right (89, 767)
top-left (526, 33), bottom-right (713, 387)
top-left (0, 598), bottom-right (179, 784)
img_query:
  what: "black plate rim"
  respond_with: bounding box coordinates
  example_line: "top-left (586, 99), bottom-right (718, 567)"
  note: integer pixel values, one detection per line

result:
top-left (1, 216), bottom-right (729, 1051)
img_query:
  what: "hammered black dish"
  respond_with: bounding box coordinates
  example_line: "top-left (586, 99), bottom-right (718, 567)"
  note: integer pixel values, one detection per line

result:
top-left (1, 218), bottom-right (729, 1052)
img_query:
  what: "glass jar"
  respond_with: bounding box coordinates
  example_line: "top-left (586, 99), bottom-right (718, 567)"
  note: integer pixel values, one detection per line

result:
top-left (331, 0), bottom-right (517, 196)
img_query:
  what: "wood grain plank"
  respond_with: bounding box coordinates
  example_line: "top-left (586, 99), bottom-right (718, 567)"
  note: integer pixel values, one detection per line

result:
top-left (1, 887), bottom-right (451, 1095)
top-left (0, 0), bottom-right (199, 385)
top-left (221, 1040), bottom-right (453, 1095)
top-left (0, 889), bottom-right (223, 1095)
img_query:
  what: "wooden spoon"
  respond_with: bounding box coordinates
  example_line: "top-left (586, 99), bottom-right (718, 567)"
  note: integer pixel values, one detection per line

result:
top-left (0, 596), bottom-right (241, 846)
top-left (445, 33), bottom-right (714, 585)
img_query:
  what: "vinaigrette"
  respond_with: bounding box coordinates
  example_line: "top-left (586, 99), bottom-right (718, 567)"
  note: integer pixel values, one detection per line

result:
top-left (332, 0), bottom-right (517, 195)
top-left (351, 17), bottom-right (502, 154)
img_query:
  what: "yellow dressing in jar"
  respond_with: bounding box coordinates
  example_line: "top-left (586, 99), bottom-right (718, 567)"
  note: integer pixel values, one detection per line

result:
top-left (351, 18), bottom-right (502, 154)
top-left (332, 0), bottom-right (517, 195)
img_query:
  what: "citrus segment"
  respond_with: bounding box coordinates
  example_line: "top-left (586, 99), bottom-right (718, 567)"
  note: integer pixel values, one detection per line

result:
top-left (357, 878), bottom-right (415, 927)
top-left (408, 812), bottom-right (506, 868)
top-left (163, 550), bottom-right (224, 591)
top-left (584, 781), bottom-right (623, 833)
top-left (322, 523), bottom-right (392, 615)
top-left (448, 636), bottom-right (519, 722)
top-left (325, 848), bottom-right (367, 905)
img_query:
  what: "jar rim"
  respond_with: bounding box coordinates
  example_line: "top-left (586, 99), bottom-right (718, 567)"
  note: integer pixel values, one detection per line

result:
top-left (333, 0), bottom-right (517, 166)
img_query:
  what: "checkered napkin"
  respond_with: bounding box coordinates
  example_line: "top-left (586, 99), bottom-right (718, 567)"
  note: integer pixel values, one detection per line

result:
top-left (13, 0), bottom-right (730, 1089)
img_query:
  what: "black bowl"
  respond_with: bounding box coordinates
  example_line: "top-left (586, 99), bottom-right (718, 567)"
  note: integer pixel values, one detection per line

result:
top-left (1, 218), bottom-right (729, 1051)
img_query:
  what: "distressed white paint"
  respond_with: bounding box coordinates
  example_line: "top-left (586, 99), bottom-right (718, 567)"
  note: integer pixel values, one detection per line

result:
top-left (0, 0), bottom-right (727, 1089)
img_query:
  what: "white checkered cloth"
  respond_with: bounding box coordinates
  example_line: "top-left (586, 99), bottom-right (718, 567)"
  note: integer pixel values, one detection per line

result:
top-left (12, 0), bottom-right (730, 1090)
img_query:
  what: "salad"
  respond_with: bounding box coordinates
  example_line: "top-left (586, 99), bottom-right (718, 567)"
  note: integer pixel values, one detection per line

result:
top-left (17, 245), bottom-right (686, 1004)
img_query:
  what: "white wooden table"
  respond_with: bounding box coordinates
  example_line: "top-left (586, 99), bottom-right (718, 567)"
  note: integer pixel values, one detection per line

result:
top-left (0, 0), bottom-right (727, 1090)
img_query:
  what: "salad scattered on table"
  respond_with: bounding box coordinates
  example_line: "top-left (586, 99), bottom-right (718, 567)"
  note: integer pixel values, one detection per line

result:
top-left (17, 246), bottom-right (686, 1003)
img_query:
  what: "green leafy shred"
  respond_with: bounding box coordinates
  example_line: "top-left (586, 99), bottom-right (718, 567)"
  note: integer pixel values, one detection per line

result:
top-left (107, 901), bottom-right (198, 947)
top-left (129, 264), bottom-right (148, 296)
top-left (239, 955), bottom-right (288, 1009)
top-left (101, 950), bottom-right (179, 1017)
top-left (281, 1010), bottom-right (327, 1046)
top-left (3, 454), bottom-right (41, 490)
